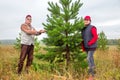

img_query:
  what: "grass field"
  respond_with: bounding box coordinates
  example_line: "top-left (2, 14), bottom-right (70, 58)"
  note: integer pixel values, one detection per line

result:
top-left (0, 45), bottom-right (120, 80)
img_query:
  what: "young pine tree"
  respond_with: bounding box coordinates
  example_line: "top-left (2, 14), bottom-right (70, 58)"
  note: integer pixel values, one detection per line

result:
top-left (42, 0), bottom-right (87, 68)
top-left (98, 31), bottom-right (108, 50)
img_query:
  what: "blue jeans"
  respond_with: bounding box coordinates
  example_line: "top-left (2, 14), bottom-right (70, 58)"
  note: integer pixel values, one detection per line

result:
top-left (87, 51), bottom-right (95, 76)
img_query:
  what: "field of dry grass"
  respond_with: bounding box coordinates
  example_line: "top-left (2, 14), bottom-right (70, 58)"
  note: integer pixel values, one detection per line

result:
top-left (0, 45), bottom-right (120, 80)
top-left (94, 46), bottom-right (120, 80)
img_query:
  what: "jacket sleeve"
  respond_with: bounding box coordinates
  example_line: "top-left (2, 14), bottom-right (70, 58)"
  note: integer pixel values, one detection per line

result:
top-left (81, 41), bottom-right (86, 51)
top-left (88, 27), bottom-right (98, 46)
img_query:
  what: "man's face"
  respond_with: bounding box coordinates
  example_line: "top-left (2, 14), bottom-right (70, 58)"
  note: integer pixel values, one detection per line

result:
top-left (25, 17), bottom-right (32, 24)
top-left (84, 19), bottom-right (91, 26)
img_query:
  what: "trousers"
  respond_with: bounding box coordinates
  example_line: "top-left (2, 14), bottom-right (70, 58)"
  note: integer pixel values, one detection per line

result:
top-left (18, 44), bottom-right (34, 74)
top-left (87, 50), bottom-right (96, 76)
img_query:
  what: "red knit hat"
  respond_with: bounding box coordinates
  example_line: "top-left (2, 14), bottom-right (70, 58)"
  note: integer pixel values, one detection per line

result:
top-left (26, 15), bottom-right (32, 18)
top-left (84, 16), bottom-right (91, 21)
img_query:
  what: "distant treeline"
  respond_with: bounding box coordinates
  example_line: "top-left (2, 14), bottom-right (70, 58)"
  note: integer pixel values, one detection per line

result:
top-left (0, 39), bottom-right (44, 45)
top-left (0, 40), bottom-right (16, 45)
top-left (107, 39), bottom-right (119, 45)
top-left (0, 39), bottom-right (119, 45)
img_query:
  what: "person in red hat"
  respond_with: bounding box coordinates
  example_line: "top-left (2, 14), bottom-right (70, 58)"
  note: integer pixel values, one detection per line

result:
top-left (81, 16), bottom-right (98, 78)
top-left (17, 15), bottom-right (46, 74)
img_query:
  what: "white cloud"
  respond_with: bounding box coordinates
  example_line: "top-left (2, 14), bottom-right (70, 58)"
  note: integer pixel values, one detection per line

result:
top-left (95, 19), bottom-right (120, 27)
top-left (0, 0), bottom-right (120, 40)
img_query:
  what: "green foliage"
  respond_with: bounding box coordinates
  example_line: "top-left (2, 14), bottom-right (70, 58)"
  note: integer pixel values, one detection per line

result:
top-left (34, 37), bottom-right (41, 54)
top-left (14, 33), bottom-right (21, 51)
top-left (35, 50), bottom-right (57, 63)
top-left (32, 60), bottom-right (53, 72)
top-left (40, 0), bottom-right (87, 70)
top-left (98, 31), bottom-right (109, 50)
top-left (72, 52), bottom-right (88, 68)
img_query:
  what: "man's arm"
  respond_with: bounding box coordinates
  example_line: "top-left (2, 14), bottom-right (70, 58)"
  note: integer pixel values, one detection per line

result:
top-left (21, 24), bottom-right (39, 35)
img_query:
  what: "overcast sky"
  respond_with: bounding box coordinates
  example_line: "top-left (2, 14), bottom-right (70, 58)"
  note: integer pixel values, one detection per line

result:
top-left (0, 0), bottom-right (120, 40)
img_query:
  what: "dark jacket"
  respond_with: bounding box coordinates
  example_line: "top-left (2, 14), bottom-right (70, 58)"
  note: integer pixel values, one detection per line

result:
top-left (82, 24), bottom-right (98, 51)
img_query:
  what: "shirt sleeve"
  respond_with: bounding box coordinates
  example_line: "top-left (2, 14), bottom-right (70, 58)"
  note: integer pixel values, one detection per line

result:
top-left (88, 27), bottom-right (98, 46)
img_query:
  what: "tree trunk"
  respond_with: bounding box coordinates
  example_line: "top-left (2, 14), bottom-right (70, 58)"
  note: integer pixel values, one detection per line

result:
top-left (65, 31), bottom-right (70, 67)
top-left (66, 44), bottom-right (70, 67)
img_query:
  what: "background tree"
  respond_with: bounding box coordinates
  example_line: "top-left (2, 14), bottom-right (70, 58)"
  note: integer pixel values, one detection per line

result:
top-left (98, 31), bottom-right (108, 50)
top-left (40, 0), bottom-right (87, 69)
top-left (117, 39), bottom-right (120, 50)
top-left (34, 37), bottom-right (41, 54)
top-left (107, 39), bottom-right (118, 45)
top-left (14, 33), bottom-right (21, 51)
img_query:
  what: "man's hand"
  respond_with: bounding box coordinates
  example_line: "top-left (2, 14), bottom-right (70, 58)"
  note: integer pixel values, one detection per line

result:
top-left (39, 30), bottom-right (46, 33)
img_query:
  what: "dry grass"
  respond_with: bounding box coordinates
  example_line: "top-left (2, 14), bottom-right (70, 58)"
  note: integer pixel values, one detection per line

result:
top-left (0, 45), bottom-right (120, 80)
top-left (0, 45), bottom-right (51, 80)
top-left (94, 45), bottom-right (120, 80)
